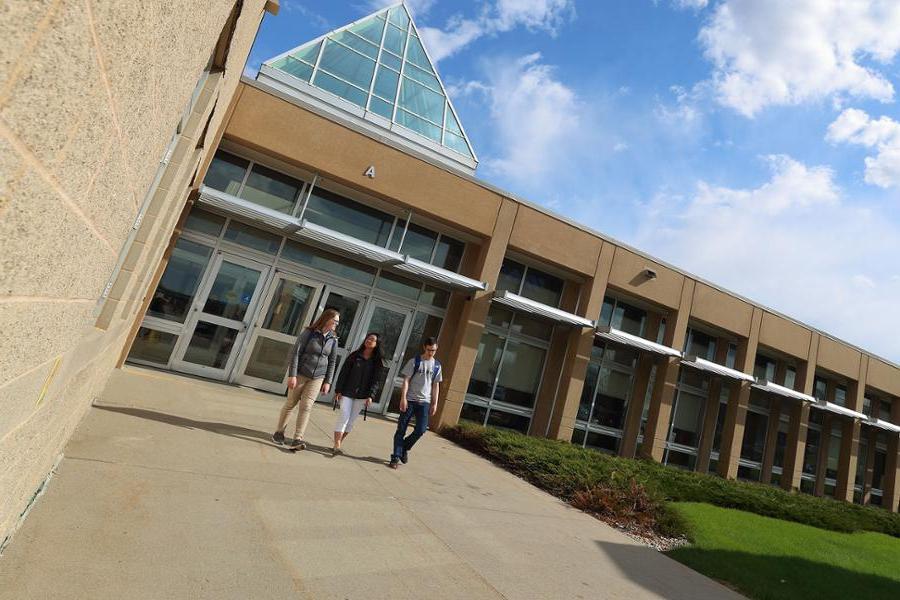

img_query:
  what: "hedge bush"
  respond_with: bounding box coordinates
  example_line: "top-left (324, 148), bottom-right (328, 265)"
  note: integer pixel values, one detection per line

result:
top-left (441, 422), bottom-right (900, 538)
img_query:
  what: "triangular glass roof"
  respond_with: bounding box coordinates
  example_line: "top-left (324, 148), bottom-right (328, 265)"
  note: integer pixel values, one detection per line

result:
top-left (259, 3), bottom-right (476, 168)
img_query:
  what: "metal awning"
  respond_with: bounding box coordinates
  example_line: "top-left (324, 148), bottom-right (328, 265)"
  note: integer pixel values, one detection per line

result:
top-left (751, 380), bottom-right (816, 404)
top-left (198, 185), bottom-right (297, 232)
top-left (394, 256), bottom-right (486, 292)
top-left (492, 291), bottom-right (595, 328)
top-left (810, 401), bottom-right (867, 421)
top-left (595, 325), bottom-right (681, 358)
top-left (865, 418), bottom-right (900, 434)
top-left (294, 219), bottom-right (404, 266)
top-left (680, 355), bottom-right (756, 382)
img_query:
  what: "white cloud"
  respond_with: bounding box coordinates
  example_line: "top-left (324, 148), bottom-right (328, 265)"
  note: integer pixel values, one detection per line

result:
top-left (698, 0), bottom-right (900, 117)
top-left (635, 155), bottom-right (900, 362)
top-left (417, 0), bottom-right (575, 62)
top-left (470, 53), bottom-right (581, 183)
top-left (672, 0), bottom-right (709, 9)
top-left (827, 108), bottom-right (900, 188)
top-left (655, 85), bottom-right (703, 130)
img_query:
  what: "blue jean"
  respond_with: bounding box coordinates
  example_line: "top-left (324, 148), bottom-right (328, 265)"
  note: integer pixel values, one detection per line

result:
top-left (392, 401), bottom-right (429, 460)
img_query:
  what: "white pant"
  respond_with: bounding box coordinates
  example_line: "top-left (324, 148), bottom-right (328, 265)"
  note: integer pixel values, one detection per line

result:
top-left (334, 397), bottom-right (367, 433)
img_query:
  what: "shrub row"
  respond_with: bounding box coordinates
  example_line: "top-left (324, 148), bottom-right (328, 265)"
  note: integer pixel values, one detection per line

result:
top-left (441, 422), bottom-right (900, 538)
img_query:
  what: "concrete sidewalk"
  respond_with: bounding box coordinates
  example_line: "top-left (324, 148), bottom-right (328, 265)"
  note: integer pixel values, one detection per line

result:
top-left (0, 367), bottom-right (742, 599)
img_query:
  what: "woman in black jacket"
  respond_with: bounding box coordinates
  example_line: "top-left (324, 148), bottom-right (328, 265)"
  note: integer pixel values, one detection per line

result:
top-left (332, 332), bottom-right (384, 456)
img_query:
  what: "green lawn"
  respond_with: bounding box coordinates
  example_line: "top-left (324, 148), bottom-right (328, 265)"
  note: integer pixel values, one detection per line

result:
top-left (668, 502), bottom-right (900, 600)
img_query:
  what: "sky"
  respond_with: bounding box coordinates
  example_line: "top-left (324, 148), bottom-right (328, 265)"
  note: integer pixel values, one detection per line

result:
top-left (246, 0), bottom-right (900, 364)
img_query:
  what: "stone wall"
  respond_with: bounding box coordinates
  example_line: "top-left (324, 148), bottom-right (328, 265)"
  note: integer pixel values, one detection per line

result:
top-left (0, 0), bottom-right (274, 546)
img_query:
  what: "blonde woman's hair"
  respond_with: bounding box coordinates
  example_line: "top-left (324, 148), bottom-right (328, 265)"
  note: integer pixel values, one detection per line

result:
top-left (309, 308), bottom-right (340, 332)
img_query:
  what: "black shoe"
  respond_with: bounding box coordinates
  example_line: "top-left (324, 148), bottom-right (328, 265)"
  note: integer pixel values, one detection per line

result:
top-left (389, 457), bottom-right (400, 469)
top-left (400, 449), bottom-right (409, 464)
top-left (272, 431), bottom-right (285, 445)
top-left (288, 438), bottom-right (306, 451)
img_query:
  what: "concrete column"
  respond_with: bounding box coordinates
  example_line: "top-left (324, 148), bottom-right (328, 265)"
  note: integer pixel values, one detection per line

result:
top-left (717, 308), bottom-right (763, 480)
top-left (695, 342), bottom-right (730, 474)
top-left (639, 280), bottom-right (695, 462)
top-left (883, 397), bottom-right (900, 512)
top-left (531, 281), bottom-right (582, 438)
top-left (760, 362), bottom-right (788, 484)
top-left (781, 333), bottom-right (820, 492)
top-left (836, 357), bottom-right (868, 502)
top-left (814, 412), bottom-right (833, 497)
top-left (543, 244), bottom-right (615, 441)
top-left (619, 314), bottom-right (663, 458)
top-left (433, 199), bottom-right (517, 430)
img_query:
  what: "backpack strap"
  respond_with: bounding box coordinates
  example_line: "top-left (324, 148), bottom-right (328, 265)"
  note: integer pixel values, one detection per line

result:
top-left (414, 354), bottom-right (421, 375)
top-left (432, 359), bottom-right (441, 380)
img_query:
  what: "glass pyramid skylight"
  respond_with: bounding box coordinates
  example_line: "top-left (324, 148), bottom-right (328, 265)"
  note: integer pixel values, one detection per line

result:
top-left (259, 3), bottom-right (476, 169)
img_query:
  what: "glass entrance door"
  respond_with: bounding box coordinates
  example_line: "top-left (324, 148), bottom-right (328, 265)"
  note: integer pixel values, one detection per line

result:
top-left (355, 301), bottom-right (415, 413)
top-left (233, 271), bottom-right (322, 393)
top-left (171, 252), bottom-right (269, 380)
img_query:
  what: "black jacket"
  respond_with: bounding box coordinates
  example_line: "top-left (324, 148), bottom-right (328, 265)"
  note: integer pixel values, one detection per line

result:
top-left (334, 352), bottom-right (384, 400)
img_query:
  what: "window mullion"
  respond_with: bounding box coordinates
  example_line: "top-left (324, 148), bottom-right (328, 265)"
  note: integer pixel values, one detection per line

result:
top-left (235, 160), bottom-right (253, 198)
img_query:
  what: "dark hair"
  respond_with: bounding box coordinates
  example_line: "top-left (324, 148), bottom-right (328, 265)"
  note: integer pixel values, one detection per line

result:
top-left (350, 332), bottom-right (383, 363)
top-left (423, 337), bottom-right (438, 348)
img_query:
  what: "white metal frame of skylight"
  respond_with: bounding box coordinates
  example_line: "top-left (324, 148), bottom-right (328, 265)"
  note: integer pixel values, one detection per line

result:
top-left (258, 2), bottom-right (477, 172)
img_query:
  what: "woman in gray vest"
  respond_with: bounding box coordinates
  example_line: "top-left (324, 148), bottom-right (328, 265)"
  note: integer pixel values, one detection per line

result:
top-left (272, 308), bottom-right (339, 450)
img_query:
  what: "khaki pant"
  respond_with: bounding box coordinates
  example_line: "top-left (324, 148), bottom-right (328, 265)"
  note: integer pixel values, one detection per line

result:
top-left (275, 376), bottom-right (324, 440)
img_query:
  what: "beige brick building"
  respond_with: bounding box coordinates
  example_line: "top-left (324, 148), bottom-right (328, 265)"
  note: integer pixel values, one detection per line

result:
top-left (2, 0), bottom-right (898, 547)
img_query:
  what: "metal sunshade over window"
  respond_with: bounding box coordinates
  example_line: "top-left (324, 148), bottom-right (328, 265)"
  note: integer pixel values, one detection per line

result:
top-left (680, 355), bottom-right (756, 382)
top-left (594, 325), bottom-right (681, 358)
top-left (492, 291), bottom-right (594, 328)
top-left (810, 401), bottom-right (867, 421)
top-left (750, 380), bottom-right (816, 404)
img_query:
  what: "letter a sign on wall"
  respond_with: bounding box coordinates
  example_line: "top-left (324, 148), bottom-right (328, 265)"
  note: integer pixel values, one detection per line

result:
top-left (364, 165), bottom-right (376, 178)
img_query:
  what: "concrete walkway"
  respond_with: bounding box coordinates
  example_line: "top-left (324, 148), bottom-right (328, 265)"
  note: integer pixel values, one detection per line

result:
top-left (0, 367), bottom-right (742, 599)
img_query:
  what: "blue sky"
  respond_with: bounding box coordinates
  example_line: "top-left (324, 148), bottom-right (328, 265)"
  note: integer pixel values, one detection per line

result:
top-left (247, 1), bottom-right (900, 364)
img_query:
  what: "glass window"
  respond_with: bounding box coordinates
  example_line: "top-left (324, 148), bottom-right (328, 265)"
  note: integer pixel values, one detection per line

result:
top-left (826, 422), bottom-right (842, 479)
top-left (878, 399), bottom-right (892, 421)
top-left (184, 207), bottom-right (225, 237)
top-left (433, 235), bottom-right (464, 272)
top-left (833, 385), bottom-right (847, 407)
top-left (590, 367), bottom-right (631, 430)
top-left (783, 366), bottom-right (797, 390)
top-left (486, 408), bottom-right (531, 434)
top-left (369, 96), bottom-right (394, 119)
top-left (599, 297), bottom-right (614, 328)
top-left (802, 427), bottom-right (821, 476)
top-left (855, 435), bottom-right (869, 486)
top-left (509, 313), bottom-right (553, 341)
top-left (348, 15), bottom-right (385, 45)
top-left (304, 187), bottom-right (393, 246)
top-left (262, 280), bottom-right (315, 336)
top-left (725, 343), bottom-right (738, 369)
top-left (685, 329), bottom-right (716, 360)
top-left (577, 362), bottom-right (600, 421)
top-left (754, 356), bottom-right (777, 382)
top-left (202, 261), bottom-right (262, 321)
top-left (460, 402), bottom-right (487, 425)
top-left (319, 38), bottom-right (377, 89)
top-left (404, 63), bottom-right (442, 92)
top-left (204, 151), bottom-right (248, 195)
top-left (313, 70), bottom-right (368, 107)
top-left (376, 271), bottom-right (421, 301)
top-left (147, 239), bottom-right (213, 323)
top-left (383, 24), bottom-right (406, 56)
top-left (493, 341), bottom-right (545, 408)
top-left (773, 415), bottom-right (790, 469)
top-left (814, 377), bottom-right (828, 402)
top-left (274, 56), bottom-right (313, 82)
top-left (496, 260), bottom-right (525, 295)
top-left (292, 41), bottom-right (322, 65)
top-left (239, 164), bottom-right (302, 214)
top-left (521, 267), bottom-right (564, 308)
top-left (405, 34), bottom-right (432, 72)
top-left (388, 6), bottom-right (410, 29)
top-left (486, 305), bottom-right (514, 330)
top-left (401, 312), bottom-right (442, 365)
top-left (444, 131), bottom-right (470, 156)
top-left (281, 241), bottom-right (376, 286)
top-left (467, 333), bottom-right (504, 398)
top-left (396, 108), bottom-right (442, 141)
top-left (602, 344), bottom-right (638, 369)
top-left (320, 292), bottom-right (360, 349)
top-left (712, 398), bottom-right (727, 452)
top-left (373, 67), bottom-right (400, 102)
top-left (585, 430), bottom-right (619, 454)
top-left (611, 302), bottom-right (646, 336)
top-left (222, 221), bottom-right (281, 255)
top-left (397, 223), bottom-right (437, 262)
top-left (738, 465), bottom-right (761, 482)
top-left (419, 285), bottom-right (449, 308)
top-left (670, 388), bottom-right (705, 448)
top-left (182, 322), bottom-right (238, 369)
top-left (128, 327), bottom-right (178, 365)
top-left (741, 411), bottom-right (769, 463)
top-left (873, 447), bottom-right (887, 490)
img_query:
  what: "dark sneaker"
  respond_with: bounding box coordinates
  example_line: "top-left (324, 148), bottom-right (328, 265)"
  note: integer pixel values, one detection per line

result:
top-left (288, 438), bottom-right (306, 451)
top-left (389, 457), bottom-right (400, 469)
top-left (400, 449), bottom-right (409, 464)
top-left (272, 431), bottom-right (285, 445)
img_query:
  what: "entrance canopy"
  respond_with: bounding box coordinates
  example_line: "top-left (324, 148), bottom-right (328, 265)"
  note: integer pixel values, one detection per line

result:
top-left (810, 401), bottom-right (867, 421)
top-left (751, 380), bottom-right (816, 404)
top-left (680, 355), bottom-right (756, 382)
top-left (197, 185), bottom-right (485, 291)
top-left (866, 418), bottom-right (900, 434)
top-left (492, 291), bottom-right (594, 328)
top-left (594, 325), bottom-right (681, 358)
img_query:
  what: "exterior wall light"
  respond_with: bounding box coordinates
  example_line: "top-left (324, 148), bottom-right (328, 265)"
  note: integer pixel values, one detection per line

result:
top-left (643, 268), bottom-right (658, 280)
